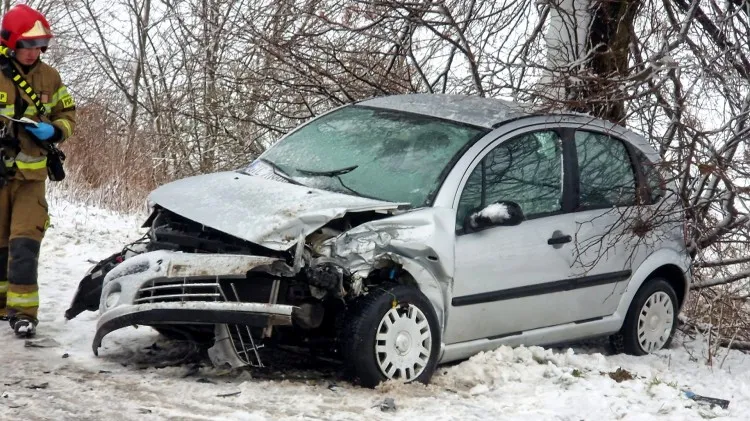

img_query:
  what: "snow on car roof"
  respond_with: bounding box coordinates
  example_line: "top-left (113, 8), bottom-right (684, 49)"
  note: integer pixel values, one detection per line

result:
top-left (358, 94), bottom-right (660, 162)
top-left (357, 93), bottom-right (532, 128)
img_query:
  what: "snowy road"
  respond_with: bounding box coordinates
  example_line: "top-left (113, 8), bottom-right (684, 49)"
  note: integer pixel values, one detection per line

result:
top-left (0, 198), bottom-right (747, 420)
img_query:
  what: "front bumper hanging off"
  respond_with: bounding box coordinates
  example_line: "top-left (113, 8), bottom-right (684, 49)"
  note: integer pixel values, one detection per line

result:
top-left (93, 250), bottom-right (298, 367)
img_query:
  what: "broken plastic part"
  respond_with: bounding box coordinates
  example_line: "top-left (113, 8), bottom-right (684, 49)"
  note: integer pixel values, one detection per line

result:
top-left (209, 324), bottom-right (254, 368)
top-left (683, 390), bottom-right (730, 409)
top-left (292, 231), bottom-right (306, 273)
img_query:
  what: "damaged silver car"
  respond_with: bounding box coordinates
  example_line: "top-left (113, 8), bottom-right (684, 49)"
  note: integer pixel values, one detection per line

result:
top-left (66, 94), bottom-right (691, 387)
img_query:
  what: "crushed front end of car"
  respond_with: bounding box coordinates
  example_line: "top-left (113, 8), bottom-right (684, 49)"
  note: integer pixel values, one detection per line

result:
top-left (92, 249), bottom-right (298, 367)
top-left (65, 171), bottom-right (452, 372)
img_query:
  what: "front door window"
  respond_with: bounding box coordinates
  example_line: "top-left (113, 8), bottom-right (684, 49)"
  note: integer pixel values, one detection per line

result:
top-left (457, 130), bottom-right (563, 230)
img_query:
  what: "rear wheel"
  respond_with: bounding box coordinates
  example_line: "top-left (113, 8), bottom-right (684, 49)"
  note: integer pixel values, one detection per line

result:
top-left (611, 278), bottom-right (678, 355)
top-left (339, 284), bottom-right (440, 388)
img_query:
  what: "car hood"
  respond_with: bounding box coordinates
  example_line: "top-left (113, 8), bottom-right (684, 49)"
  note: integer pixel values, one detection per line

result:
top-left (148, 171), bottom-right (404, 251)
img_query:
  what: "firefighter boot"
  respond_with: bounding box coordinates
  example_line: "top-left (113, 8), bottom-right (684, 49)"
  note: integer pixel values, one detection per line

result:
top-left (7, 238), bottom-right (41, 336)
top-left (9, 315), bottom-right (36, 337)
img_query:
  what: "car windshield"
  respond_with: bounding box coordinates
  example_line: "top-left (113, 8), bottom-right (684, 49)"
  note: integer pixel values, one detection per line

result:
top-left (250, 105), bottom-right (486, 207)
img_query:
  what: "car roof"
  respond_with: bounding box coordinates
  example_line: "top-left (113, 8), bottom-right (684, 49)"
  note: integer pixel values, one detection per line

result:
top-left (357, 93), bottom-right (530, 129)
top-left (356, 93), bottom-right (659, 162)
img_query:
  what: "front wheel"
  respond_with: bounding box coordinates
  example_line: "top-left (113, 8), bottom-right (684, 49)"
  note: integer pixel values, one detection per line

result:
top-left (611, 278), bottom-right (678, 355)
top-left (339, 284), bottom-right (441, 388)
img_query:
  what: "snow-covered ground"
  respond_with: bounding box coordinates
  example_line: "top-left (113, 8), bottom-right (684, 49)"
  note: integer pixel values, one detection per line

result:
top-left (1, 198), bottom-right (748, 420)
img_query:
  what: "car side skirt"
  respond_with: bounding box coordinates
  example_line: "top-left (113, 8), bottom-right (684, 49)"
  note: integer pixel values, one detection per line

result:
top-left (439, 314), bottom-right (622, 363)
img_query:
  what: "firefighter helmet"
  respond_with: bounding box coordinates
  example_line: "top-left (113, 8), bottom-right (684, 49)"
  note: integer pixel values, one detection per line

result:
top-left (0, 5), bottom-right (53, 51)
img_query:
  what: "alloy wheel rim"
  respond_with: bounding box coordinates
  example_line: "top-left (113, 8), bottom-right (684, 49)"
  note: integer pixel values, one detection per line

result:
top-left (637, 291), bottom-right (674, 353)
top-left (375, 303), bottom-right (432, 381)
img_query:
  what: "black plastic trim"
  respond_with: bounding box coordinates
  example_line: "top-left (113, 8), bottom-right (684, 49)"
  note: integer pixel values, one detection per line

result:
top-left (560, 127), bottom-right (580, 212)
top-left (452, 270), bottom-right (632, 307)
top-left (575, 316), bottom-right (605, 324)
top-left (487, 331), bottom-right (523, 341)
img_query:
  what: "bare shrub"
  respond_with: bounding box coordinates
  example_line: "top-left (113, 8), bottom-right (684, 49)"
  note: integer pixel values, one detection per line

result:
top-left (51, 102), bottom-right (169, 212)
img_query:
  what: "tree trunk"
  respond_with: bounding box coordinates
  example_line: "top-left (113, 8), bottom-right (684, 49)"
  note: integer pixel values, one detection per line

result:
top-left (542, 0), bottom-right (592, 105)
top-left (542, 0), bottom-right (640, 125)
top-left (575, 0), bottom-right (641, 124)
top-left (128, 0), bottom-right (151, 143)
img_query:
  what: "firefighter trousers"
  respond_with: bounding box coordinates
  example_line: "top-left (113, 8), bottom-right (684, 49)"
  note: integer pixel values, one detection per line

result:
top-left (0, 178), bottom-right (48, 321)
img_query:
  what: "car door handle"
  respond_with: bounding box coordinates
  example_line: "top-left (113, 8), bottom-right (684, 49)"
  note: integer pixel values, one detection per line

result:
top-left (547, 234), bottom-right (572, 245)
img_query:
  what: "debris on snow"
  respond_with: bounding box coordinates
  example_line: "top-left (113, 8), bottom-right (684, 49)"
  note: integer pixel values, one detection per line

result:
top-left (374, 397), bottom-right (397, 412)
top-left (216, 391), bottom-right (242, 398)
top-left (608, 367), bottom-right (635, 383)
top-left (683, 390), bottom-right (731, 409)
top-left (24, 337), bottom-right (60, 348)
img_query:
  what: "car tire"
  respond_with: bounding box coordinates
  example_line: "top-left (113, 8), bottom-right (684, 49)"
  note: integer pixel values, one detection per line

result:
top-left (339, 284), bottom-right (441, 388)
top-left (610, 278), bottom-right (678, 356)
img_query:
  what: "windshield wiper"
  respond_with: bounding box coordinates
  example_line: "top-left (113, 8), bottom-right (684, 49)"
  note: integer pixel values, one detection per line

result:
top-left (295, 165), bottom-right (359, 177)
top-left (294, 165), bottom-right (366, 197)
top-left (257, 158), bottom-right (304, 185)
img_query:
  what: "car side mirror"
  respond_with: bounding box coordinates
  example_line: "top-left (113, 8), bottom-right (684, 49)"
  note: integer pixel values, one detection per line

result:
top-left (465, 201), bottom-right (525, 232)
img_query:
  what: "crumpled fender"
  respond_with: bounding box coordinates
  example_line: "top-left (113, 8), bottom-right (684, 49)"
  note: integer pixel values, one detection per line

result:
top-left (326, 207), bottom-right (456, 329)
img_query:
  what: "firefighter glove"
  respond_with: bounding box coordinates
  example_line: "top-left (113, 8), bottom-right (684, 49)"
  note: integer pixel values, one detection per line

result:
top-left (25, 122), bottom-right (54, 141)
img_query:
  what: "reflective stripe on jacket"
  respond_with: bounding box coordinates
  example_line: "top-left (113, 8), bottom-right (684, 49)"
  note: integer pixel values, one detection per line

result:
top-left (0, 60), bottom-right (76, 181)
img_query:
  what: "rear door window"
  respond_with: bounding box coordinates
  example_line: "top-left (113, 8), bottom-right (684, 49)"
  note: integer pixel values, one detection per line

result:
top-left (575, 131), bottom-right (637, 209)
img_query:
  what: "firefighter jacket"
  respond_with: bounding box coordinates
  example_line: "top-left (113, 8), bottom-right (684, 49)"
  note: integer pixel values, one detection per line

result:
top-left (0, 58), bottom-right (75, 181)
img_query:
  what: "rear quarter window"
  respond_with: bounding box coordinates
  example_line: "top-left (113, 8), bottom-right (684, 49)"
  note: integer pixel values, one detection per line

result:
top-left (635, 150), bottom-right (666, 204)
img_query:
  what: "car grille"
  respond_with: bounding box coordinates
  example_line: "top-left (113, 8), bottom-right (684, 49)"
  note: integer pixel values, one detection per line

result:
top-left (134, 278), bottom-right (226, 304)
top-left (134, 276), bottom-right (282, 368)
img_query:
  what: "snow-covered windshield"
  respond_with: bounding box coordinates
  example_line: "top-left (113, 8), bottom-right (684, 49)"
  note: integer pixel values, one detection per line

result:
top-left (253, 106), bottom-right (486, 207)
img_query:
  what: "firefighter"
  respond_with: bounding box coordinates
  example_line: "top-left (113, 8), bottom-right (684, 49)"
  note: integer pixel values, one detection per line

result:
top-left (0, 5), bottom-right (76, 337)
